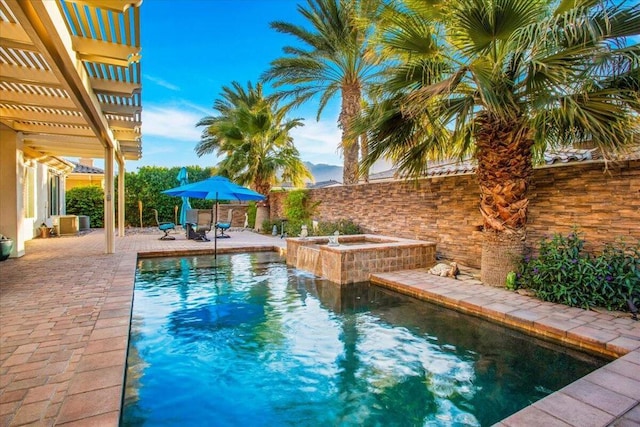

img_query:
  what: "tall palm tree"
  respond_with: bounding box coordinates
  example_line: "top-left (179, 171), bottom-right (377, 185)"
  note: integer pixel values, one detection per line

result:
top-left (262, 0), bottom-right (381, 185)
top-left (195, 81), bottom-right (312, 201)
top-left (361, 0), bottom-right (640, 286)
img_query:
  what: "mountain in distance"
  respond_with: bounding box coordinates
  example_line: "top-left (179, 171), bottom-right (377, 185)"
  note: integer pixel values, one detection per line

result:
top-left (304, 162), bottom-right (343, 183)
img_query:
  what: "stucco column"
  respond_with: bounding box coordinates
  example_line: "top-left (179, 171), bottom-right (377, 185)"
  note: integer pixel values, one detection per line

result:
top-left (104, 147), bottom-right (115, 253)
top-left (117, 158), bottom-right (125, 237)
top-left (0, 126), bottom-right (25, 258)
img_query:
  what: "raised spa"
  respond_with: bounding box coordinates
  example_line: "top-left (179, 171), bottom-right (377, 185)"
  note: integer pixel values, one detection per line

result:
top-left (287, 234), bottom-right (436, 284)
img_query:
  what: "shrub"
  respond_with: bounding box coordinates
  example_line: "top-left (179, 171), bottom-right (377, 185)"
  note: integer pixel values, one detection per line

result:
top-left (262, 219), bottom-right (282, 235)
top-left (281, 190), bottom-right (319, 237)
top-left (117, 166), bottom-right (216, 226)
top-left (315, 219), bottom-right (362, 236)
top-left (66, 186), bottom-right (104, 228)
top-left (516, 230), bottom-right (640, 311)
top-left (247, 202), bottom-right (257, 228)
top-left (283, 190), bottom-right (310, 223)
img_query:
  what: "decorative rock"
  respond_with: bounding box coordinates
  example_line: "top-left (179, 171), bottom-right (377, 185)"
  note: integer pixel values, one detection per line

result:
top-left (428, 262), bottom-right (459, 278)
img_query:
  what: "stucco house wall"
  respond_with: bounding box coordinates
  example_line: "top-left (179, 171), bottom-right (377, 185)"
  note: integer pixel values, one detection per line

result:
top-left (0, 125), bottom-right (71, 258)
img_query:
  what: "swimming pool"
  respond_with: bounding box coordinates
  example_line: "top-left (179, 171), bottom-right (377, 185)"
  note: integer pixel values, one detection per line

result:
top-left (122, 252), bottom-right (606, 426)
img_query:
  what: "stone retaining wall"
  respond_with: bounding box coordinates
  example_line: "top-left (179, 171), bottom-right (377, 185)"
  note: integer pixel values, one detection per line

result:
top-left (270, 160), bottom-right (639, 268)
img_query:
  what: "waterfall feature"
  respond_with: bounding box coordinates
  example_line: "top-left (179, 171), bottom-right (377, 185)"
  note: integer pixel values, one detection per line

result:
top-left (296, 245), bottom-right (322, 277)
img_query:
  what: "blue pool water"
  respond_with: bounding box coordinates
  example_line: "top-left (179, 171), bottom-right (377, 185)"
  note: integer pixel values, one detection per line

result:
top-left (122, 252), bottom-right (606, 426)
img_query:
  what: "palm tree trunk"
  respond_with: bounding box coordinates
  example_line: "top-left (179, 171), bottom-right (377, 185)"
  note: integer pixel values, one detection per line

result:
top-left (341, 83), bottom-right (362, 185)
top-left (360, 133), bottom-right (369, 183)
top-left (253, 179), bottom-right (271, 233)
top-left (475, 112), bottom-right (533, 287)
top-left (254, 180), bottom-right (271, 206)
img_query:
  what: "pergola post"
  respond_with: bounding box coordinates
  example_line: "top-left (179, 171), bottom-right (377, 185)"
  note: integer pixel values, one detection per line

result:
top-left (104, 147), bottom-right (115, 253)
top-left (117, 157), bottom-right (125, 237)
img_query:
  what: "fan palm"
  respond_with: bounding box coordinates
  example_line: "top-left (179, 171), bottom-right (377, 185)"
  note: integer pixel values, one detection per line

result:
top-left (195, 81), bottom-right (312, 201)
top-left (262, 0), bottom-right (381, 185)
top-left (361, 0), bottom-right (640, 285)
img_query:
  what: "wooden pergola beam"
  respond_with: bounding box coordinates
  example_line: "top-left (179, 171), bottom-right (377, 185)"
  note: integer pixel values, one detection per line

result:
top-left (0, 63), bottom-right (60, 87)
top-left (90, 78), bottom-right (140, 96)
top-left (0, 107), bottom-right (86, 125)
top-left (72, 37), bottom-right (140, 67)
top-left (12, 122), bottom-right (94, 137)
top-left (0, 91), bottom-right (76, 109)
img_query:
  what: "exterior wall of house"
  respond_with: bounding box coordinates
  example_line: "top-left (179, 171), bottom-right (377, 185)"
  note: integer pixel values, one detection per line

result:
top-left (269, 160), bottom-right (640, 268)
top-left (66, 174), bottom-right (104, 190)
top-left (0, 126), bottom-right (69, 258)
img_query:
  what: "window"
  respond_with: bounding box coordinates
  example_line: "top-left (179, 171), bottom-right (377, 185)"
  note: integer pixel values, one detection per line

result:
top-left (49, 172), bottom-right (61, 216)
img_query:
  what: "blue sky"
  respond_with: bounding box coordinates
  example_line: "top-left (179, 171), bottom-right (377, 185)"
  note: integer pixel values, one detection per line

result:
top-left (132, 0), bottom-right (343, 171)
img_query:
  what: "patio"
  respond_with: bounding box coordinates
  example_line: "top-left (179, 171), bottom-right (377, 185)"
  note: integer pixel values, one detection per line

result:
top-left (0, 230), bottom-right (638, 426)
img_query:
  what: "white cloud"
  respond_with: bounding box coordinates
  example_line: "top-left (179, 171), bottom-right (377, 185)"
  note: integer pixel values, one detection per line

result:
top-left (145, 75), bottom-right (180, 91)
top-left (291, 118), bottom-right (343, 165)
top-left (142, 106), bottom-right (202, 142)
top-left (139, 104), bottom-right (344, 167)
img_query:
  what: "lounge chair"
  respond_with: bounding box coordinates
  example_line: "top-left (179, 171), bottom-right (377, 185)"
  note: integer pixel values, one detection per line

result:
top-left (185, 209), bottom-right (212, 241)
top-left (152, 209), bottom-right (176, 240)
top-left (216, 209), bottom-right (233, 238)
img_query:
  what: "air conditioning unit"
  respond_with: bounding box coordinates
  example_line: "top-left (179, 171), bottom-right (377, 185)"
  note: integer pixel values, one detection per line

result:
top-left (53, 215), bottom-right (79, 235)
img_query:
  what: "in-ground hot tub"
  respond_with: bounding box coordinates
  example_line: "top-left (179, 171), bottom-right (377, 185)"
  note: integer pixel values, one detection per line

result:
top-left (286, 234), bottom-right (436, 284)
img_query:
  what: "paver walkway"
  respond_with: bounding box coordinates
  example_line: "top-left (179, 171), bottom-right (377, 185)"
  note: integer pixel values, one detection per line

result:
top-left (0, 229), bottom-right (638, 426)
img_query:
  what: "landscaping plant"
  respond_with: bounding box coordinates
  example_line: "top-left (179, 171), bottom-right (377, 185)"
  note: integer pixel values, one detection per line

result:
top-left (66, 186), bottom-right (104, 228)
top-left (282, 189), bottom-right (317, 236)
top-left (315, 219), bottom-right (362, 236)
top-left (516, 230), bottom-right (640, 311)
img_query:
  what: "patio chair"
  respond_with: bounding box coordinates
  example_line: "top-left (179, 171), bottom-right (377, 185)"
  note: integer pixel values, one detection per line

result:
top-left (152, 209), bottom-right (176, 240)
top-left (189, 209), bottom-right (212, 242)
top-left (216, 209), bottom-right (233, 238)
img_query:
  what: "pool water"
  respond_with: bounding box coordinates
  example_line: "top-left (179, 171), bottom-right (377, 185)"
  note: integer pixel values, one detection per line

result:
top-left (122, 252), bottom-right (606, 426)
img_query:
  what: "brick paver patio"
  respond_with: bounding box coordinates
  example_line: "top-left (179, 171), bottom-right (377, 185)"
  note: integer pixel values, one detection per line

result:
top-left (1, 229), bottom-right (638, 426)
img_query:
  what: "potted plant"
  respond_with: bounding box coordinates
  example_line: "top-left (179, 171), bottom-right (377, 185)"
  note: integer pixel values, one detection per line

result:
top-left (0, 234), bottom-right (13, 261)
top-left (39, 223), bottom-right (51, 238)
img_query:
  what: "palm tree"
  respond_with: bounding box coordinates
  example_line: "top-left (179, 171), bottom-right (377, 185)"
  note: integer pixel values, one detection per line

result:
top-left (262, 0), bottom-right (381, 185)
top-left (195, 81), bottom-right (312, 201)
top-left (360, 0), bottom-right (640, 286)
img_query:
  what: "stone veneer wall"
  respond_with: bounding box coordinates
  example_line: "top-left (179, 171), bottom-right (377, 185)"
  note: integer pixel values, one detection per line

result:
top-left (216, 204), bottom-right (248, 227)
top-left (270, 160), bottom-right (639, 269)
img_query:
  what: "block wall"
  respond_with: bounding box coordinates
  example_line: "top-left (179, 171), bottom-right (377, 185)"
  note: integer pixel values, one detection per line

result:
top-left (270, 160), bottom-right (639, 268)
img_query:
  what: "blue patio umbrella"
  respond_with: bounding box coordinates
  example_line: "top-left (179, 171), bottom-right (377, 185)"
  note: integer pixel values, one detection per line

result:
top-left (177, 167), bottom-right (192, 228)
top-left (162, 176), bottom-right (265, 257)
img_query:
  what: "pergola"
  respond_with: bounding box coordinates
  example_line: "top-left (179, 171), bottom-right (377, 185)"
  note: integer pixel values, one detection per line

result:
top-left (0, 0), bottom-right (143, 253)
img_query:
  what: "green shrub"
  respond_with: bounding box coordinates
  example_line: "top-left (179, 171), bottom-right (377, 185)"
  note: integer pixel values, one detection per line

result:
top-left (66, 186), bottom-right (104, 228)
top-left (278, 219), bottom-right (304, 237)
top-left (279, 190), bottom-right (316, 237)
top-left (116, 166), bottom-right (216, 226)
top-left (247, 202), bottom-right (257, 228)
top-left (283, 190), bottom-right (309, 222)
top-left (505, 272), bottom-right (517, 290)
top-left (315, 219), bottom-right (362, 236)
top-left (516, 230), bottom-right (640, 311)
top-left (262, 219), bottom-right (282, 235)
